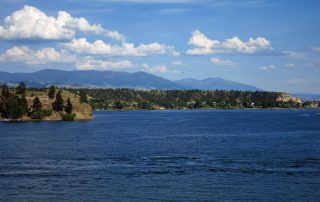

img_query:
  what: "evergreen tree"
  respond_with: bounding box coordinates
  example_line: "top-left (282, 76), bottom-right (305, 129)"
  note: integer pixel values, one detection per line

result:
top-left (65, 97), bottom-right (73, 114)
top-left (4, 96), bottom-right (25, 119)
top-left (18, 95), bottom-right (28, 114)
top-left (32, 96), bottom-right (42, 111)
top-left (79, 91), bottom-right (88, 103)
top-left (16, 82), bottom-right (26, 95)
top-left (1, 85), bottom-right (10, 98)
top-left (52, 90), bottom-right (64, 111)
top-left (48, 85), bottom-right (56, 99)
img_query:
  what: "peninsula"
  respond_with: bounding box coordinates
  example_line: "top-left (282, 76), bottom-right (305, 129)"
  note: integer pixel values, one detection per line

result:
top-left (0, 82), bottom-right (92, 121)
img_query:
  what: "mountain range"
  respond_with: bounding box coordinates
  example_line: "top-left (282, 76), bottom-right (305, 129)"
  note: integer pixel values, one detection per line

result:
top-left (0, 69), bottom-right (262, 91)
top-left (175, 77), bottom-right (261, 91)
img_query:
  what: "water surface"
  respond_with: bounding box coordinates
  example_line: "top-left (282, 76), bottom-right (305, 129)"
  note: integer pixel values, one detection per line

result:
top-left (0, 109), bottom-right (320, 201)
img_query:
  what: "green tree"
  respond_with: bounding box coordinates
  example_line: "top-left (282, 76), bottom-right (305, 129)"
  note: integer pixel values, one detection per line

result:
top-left (48, 85), bottom-right (56, 99)
top-left (1, 85), bottom-right (10, 98)
top-left (4, 96), bottom-right (25, 119)
top-left (18, 95), bottom-right (28, 114)
top-left (65, 97), bottom-right (73, 114)
top-left (79, 91), bottom-right (88, 103)
top-left (114, 101), bottom-right (125, 109)
top-left (16, 82), bottom-right (26, 95)
top-left (52, 90), bottom-right (64, 111)
top-left (32, 96), bottom-right (42, 111)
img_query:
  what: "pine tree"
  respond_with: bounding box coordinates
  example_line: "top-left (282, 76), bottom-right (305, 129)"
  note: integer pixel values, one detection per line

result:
top-left (48, 85), bottom-right (56, 99)
top-left (1, 85), bottom-right (10, 98)
top-left (32, 96), bottom-right (42, 111)
top-left (52, 90), bottom-right (64, 111)
top-left (65, 97), bottom-right (73, 114)
top-left (79, 91), bottom-right (88, 103)
top-left (18, 95), bottom-right (28, 114)
top-left (16, 82), bottom-right (26, 95)
top-left (5, 96), bottom-right (24, 119)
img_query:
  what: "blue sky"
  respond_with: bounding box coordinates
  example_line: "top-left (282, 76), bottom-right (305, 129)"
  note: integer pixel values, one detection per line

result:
top-left (0, 0), bottom-right (320, 93)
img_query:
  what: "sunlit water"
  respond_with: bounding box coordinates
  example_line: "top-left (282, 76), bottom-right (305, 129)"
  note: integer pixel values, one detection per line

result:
top-left (0, 109), bottom-right (320, 201)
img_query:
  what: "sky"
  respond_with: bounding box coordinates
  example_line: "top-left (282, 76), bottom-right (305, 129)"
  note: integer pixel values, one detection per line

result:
top-left (0, 0), bottom-right (320, 93)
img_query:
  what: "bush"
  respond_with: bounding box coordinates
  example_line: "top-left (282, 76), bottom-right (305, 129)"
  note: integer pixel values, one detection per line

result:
top-left (42, 109), bottom-right (53, 117)
top-left (30, 110), bottom-right (43, 120)
top-left (30, 109), bottom-right (53, 120)
top-left (62, 113), bottom-right (76, 121)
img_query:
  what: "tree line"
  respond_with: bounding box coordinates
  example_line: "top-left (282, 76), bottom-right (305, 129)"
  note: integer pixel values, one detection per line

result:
top-left (70, 88), bottom-right (307, 110)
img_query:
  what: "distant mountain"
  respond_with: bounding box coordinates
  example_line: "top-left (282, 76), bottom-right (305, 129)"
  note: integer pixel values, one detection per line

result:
top-left (0, 69), bottom-right (263, 91)
top-left (291, 93), bottom-right (320, 101)
top-left (174, 77), bottom-right (261, 91)
top-left (0, 69), bottom-right (189, 90)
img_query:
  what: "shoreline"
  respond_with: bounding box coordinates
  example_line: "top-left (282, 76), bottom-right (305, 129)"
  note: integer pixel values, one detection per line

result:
top-left (93, 107), bottom-right (320, 111)
top-left (2, 108), bottom-right (319, 122)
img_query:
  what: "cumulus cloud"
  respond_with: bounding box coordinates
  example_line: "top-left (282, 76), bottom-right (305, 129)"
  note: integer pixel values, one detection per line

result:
top-left (187, 30), bottom-right (273, 55)
top-left (76, 57), bottom-right (133, 70)
top-left (187, 30), bottom-right (219, 55)
top-left (63, 38), bottom-right (179, 56)
top-left (260, 64), bottom-right (276, 71)
top-left (0, 46), bottom-right (75, 65)
top-left (143, 63), bottom-right (168, 73)
top-left (211, 57), bottom-right (236, 66)
top-left (0, 5), bottom-right (125, 41)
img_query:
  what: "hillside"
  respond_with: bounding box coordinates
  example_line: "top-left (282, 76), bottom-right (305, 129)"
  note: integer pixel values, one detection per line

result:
top-left (0, 85), bottom-right (92, 121)
top-left (291, 93), bottom-right (320, 101)
top-left (24, 90), bottom-right (92, 121)
top-left (76, 88), bottom-right (303, 110)
top-left (175, 77), bottom-right (261, 91)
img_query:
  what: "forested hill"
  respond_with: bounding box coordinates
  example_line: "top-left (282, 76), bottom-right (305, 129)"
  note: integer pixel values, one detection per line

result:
top-left (0, 83), bottom-right (92, 121)
top-left (74, 88), bottom-right (305, 110)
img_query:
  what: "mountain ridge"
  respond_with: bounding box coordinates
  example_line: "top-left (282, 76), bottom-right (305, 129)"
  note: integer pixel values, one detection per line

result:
top-left (0, 69), bottom-right (262, 91)
top-left (175, 77), bottom-right (262, 91)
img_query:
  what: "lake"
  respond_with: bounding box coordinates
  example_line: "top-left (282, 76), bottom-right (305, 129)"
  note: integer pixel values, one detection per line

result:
top-left (0, 109), bottom-right (320, 201)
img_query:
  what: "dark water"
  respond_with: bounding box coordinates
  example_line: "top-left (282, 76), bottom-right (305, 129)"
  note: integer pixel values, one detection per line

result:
top-left (0, 109), bottom-right (320, 201)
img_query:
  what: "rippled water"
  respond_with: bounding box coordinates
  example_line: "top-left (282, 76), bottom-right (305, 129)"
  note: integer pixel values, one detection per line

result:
top-left (0, 109), bottom-right (320, 201)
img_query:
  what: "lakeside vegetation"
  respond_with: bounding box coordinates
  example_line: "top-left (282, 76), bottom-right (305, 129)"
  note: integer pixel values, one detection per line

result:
top-left (1, 84), bottom-right (319, 121)
top-left (71, 88), bottom-right (319, 110)
top-left (0, 83), bottom-right (91, 121)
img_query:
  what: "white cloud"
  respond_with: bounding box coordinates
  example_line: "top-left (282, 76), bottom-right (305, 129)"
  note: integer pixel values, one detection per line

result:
top-left (143, 63), bottom-right (168, 73)
top-left (63, 38), bottom-right (179, 56)
top-left (284, 78), bottom-right (304, 84)
top-left (0, 5), bottom-right (125, 41)
top-left (285, 63), bottom-right (296, 68)
top-left (172, 60), bottom-right (182, 65)
top-left (187, 30), bottom-right (219, 55)
top-left (311, 47), bottom-right (320, 52)
top-left (0, 46), bottom-right (75, 65)
top-left (187, 30), bottom-right (273, 55)
top-left (284, 51), bottom-right (309, 59)
top-left (76, 57), bottom-right (133, 70)
top-left (211, 57), bottom-right (236, 66)
top-left (260, 64), bottom-right (276, 71)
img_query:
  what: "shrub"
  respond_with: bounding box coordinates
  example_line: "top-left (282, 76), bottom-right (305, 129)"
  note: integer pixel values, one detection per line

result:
top-left (42, 109), bottom-right (53, 117)
top-left (62, 113), bottom-right (76, 121)
top-left (30, 110), bottom-right (43, 120)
